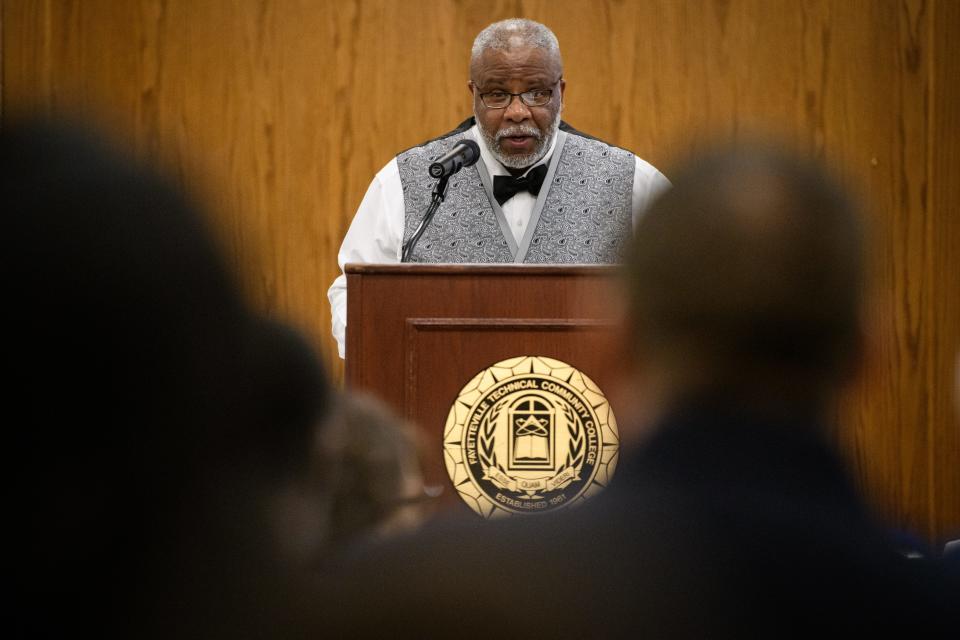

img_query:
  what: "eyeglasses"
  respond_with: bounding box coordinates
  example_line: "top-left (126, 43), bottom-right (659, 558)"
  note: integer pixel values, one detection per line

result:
top-left (477, 80), bottom-right (561, 109)
top-left (386, 484), bottom-right (444, 509)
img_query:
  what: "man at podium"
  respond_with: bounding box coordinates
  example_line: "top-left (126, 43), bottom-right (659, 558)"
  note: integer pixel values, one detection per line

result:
top-left (327, 18), bottom-right (670, 357)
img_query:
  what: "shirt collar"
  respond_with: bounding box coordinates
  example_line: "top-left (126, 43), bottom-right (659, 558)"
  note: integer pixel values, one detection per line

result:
top-left (468, 123), bottom-right (558, 178)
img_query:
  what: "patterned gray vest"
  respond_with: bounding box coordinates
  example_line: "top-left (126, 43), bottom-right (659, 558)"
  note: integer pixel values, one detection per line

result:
top-left (398, 119), bottom-right (634, 263)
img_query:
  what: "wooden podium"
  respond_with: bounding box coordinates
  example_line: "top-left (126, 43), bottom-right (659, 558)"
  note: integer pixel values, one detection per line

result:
top-left (344, 263), bottom-right (624, 509)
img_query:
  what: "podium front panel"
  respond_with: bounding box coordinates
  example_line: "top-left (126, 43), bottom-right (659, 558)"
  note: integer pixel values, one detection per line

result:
top-left (345, 264), bottom-right (624, 511)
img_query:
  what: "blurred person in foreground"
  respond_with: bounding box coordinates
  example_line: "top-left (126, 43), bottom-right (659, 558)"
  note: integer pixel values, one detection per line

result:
top-left (943, 352), bottom-right (960, 571)
top-left (4, 121), bottom-right (329, 638)
top-left (275, 391), bottom-right (430, 567)
top-left (313, 145), bottom-right (958, 637)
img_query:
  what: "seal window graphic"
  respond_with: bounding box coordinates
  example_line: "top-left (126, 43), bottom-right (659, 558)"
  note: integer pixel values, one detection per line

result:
top-left (443, 356), bottom-right (620, 518)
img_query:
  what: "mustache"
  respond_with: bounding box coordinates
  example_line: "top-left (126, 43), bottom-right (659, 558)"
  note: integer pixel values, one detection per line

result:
top-left (495, 125), bottom-right (542, 141)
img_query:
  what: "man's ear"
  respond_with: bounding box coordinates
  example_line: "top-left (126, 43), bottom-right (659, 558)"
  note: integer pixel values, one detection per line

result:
top-left (466, 80), bottom-right (475, 98)
top-left (558, 78), bottom-right (566, 105)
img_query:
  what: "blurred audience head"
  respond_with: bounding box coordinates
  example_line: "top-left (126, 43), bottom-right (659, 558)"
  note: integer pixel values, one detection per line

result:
top-left (309, 391), bottom-right (429, 555)
top-left (626, 144), bottom-right (865, 419)
top-left (3, 119), bottom-right (328, 637)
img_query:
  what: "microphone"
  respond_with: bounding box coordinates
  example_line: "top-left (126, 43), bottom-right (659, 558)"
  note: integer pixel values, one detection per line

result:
top-left (428, 139), bottom-right (480, 178)
top-left (403, 140), bottom-right (479, 262)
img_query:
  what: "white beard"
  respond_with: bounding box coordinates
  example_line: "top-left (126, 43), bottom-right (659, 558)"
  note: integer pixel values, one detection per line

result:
top-left (476, 108), bottom-right (561, 170)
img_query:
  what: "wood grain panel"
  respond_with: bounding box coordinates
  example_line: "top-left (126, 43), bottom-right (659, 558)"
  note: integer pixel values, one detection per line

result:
top-left (831, 0), bottom-right (934, 541)
top-left (2, 0), bottom-right (958, 543)
top-left (930, 0), bottom-right (960, 545)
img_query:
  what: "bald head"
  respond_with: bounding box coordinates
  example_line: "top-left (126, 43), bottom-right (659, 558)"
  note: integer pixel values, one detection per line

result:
top-left (627, 146), bottom-right (865, 407)
top-left (470, 18), bottom-right (563, 81)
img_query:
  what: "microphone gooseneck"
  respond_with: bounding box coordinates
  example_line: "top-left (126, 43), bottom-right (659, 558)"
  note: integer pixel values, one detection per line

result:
top-left (402, 139), bottom-right (480, 262)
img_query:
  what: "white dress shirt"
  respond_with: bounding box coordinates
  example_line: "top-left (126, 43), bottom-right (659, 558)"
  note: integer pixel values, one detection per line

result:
top-left (327, 124), bottom-right (670, 357)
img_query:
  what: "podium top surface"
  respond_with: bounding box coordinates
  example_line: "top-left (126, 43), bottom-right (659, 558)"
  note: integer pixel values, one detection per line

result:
top-left (344, 263), bottom-right (619, 276)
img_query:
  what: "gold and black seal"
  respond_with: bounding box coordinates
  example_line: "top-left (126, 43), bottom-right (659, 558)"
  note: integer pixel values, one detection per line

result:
top-left (443, 356), bottom-right (619, 518)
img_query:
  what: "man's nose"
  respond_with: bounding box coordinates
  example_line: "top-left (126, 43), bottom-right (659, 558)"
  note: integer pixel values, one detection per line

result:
top-left (503, 94), bottom-right (532, 122)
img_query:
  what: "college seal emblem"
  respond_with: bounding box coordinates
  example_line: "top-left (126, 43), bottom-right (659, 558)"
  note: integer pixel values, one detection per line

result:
top-left (443, 356), bottom-right (619, 518)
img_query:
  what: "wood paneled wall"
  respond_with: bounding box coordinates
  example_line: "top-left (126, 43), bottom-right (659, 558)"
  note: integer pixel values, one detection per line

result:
top-left (3, 0), bottom-right (958, 544)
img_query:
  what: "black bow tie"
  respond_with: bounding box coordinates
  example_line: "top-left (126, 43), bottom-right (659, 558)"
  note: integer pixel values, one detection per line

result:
top-left (493, 164), bottom-right (548, 205)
